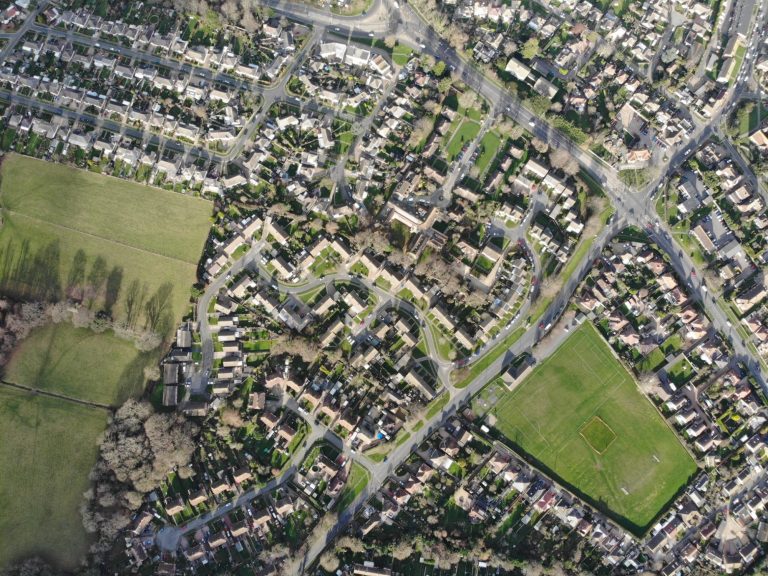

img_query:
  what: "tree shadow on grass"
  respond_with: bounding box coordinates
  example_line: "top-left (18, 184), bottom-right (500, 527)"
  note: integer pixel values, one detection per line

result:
top-left (113, 349), bottom-right (161, 405)
top-left (0, 238), bottom-right (62, 301)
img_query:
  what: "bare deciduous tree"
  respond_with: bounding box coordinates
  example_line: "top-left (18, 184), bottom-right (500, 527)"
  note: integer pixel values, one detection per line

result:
top-left (407, 117), bottom-right (434, 149)
top-left (220, 0), bottom-right (241, 22)
top-left (531, 137), bottom-right (549, 154)
top-left (457, 90), bottom-right (479, 110)
top-left (239, 0), bottom-right (259, 31)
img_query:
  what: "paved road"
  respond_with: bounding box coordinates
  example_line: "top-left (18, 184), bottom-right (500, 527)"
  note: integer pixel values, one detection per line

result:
top-left (286, 215), bottom-right (628, 574)
top-left (274, 1), bottom-right (768, 570)
top-left (156, 401), bottom-right (326, 550)
top-left (0, 0), bottom-right (49, 61)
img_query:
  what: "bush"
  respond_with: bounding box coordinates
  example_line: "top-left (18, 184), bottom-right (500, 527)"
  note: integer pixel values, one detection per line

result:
top-left (551, 115), bottom-right (589, 144)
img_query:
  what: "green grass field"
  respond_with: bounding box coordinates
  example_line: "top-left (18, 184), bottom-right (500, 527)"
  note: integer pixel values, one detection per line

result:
top-left (490, 322), bottom-right (696, 532)
top-left (0, 155), bottom-right (212, 569)
top-left (336, 462), bottom-right (370, 512)
top-left (5, 322), bottom-right (158, 405)
top-left (736, 102), bottom-right (768, 136)
top-left (445, 119), bottom-right (481, 161)
top-left (729, 44), bottom-right (746, 86)
top-left (0, 387), bottom-right (107, 569)
top-left (426, 390), bottom-right (450, 419)
top-left (0, 154), bottom-right (212, 326)
top-left (580, 417), bottom-right (616, 453)
top-left (475, 130), bottom-right (503, 176)
top-left (392, 43), bottom-right (413, 66)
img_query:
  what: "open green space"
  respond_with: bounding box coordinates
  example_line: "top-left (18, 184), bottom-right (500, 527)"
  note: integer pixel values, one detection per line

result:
top-left (0, 387), bottom-right (107, 570)
top-left (445, 119), bottom-right (481, 161)
top-left (392, 43), bottom-right (413, 66)
top-left (425, 390), bottom-right (450, 419)
top-left (618, 168), bottom-right (652, 188)
top-left (490, 322), bottom-right (696, 533)
top-left (335, 462), bottom-right (370, 512)
top-left (475, 130), bottom-right (503, 176)
top-left (5, 322), bottom-right (157, 405)
top-left (555, 205), bottom-right (614, 282)
top-left (0, 154), bottom-right (212, 327)
top-left (729, 44), bottom-right (747, 85)
top-left (395, 429), bottom-right (412, 446)
top-left (454, 327), bottom-right (524, 389)
top-left (0, 155), bottom-right (212, 570)
top-left (735, 102), bottom-right (768, 136)
top-left (329, 0), bottom-right (373, 16)
top-left (1, 155), bottom-right (210, 262)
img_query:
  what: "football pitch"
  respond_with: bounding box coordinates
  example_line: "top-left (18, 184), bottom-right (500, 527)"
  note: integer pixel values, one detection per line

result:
top-left (490, 322), bottom-right (696, 532)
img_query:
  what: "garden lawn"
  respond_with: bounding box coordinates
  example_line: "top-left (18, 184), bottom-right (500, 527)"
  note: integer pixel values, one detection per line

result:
top-left (4, 322), bottom-right (158, 405)
top-left (0, 387), bottom-right (107, 570)
top-left (490, 322), bottom-right (696, 533)
top-left (667, 357), bottom-right (694, 386)
top-left (637, 346), bottom-right (666, 373)
top-left (0, 154), bottom-right (212, 327)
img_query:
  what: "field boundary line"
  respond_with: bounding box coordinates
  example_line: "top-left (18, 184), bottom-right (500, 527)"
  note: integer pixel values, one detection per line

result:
top-left (7, 210), bottom-right (198, 266)
top-left (0, 378), bottom-right (115, 411)
top-left (579, 415), bottom-right (617, 454)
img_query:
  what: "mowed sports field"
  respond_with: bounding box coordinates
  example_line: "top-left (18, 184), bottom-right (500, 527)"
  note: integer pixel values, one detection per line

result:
top-left (491, 322), bottom-right (696, 532)
top-left (0, 154), bottom-right (212, 326)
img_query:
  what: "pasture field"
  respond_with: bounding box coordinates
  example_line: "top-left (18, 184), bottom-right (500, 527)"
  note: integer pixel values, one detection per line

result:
top-left (0, 155), bottom-right (211, 569)
top-left (4, 322), bottom-right (158, 405)
top-left (0, 154), bottom-right (212, 327)
top-left (0, 386), bottom-right (107, 569)
top-left (0, 154), bottom-right (210, 262)
top-left (490, 322), bottom-right (696, 532)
